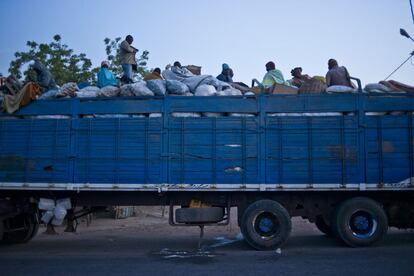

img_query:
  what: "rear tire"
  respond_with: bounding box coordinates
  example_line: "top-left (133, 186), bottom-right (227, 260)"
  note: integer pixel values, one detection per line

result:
top-left (332, 197), bottom-right (388, 247)
top-left (241, 199), bottom-right (291, 250)
top-left (1, 212), bottom-right (39, 244)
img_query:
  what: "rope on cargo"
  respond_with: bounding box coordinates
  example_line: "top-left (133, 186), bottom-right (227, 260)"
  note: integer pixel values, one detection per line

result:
top-left (384, 51), bottom-right (414, 80)
top-left (410, 0), bottom-right (414, 25)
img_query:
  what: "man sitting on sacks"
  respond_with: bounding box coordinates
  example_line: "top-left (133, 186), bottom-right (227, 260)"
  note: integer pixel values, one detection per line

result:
top-left (162, 61), bottom-right (232, 93)
top-left (144, 68), bottom-right (163, 81)
top-left (0, 60), bottom-right (57, 113)
top-left (216, 63), bottom-right (250, 93)
top-left (260, 61), bottom-right (297, 94)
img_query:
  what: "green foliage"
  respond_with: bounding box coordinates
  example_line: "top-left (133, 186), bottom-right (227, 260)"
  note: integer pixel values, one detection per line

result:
top-left (9, 35), bottom-right (94, 85)
top-left (103, 37), bottom-right (150, 80)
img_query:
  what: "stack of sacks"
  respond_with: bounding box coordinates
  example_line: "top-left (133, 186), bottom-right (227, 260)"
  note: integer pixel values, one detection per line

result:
top-left (146, 80), bottom-right (166, 96)
top-left (119, 82), bottom-right (154, 97)
top-left (195, 85), bottom-right (220, 117)
top-left (38, 83), bottom-right (79, 99)
top-left (76, 86), bottom-right (100, 98)
top-left (166, 80), bottom-right (190, 95)
top-left (99, 86), bottom-right (120, 97)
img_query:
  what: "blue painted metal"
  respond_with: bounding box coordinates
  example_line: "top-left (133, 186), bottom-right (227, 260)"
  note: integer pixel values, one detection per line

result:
top-left (0, 94), bottom-right (413, 190)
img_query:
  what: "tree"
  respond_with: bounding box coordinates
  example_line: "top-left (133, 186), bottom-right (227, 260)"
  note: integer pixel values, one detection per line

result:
top-left (9, 35), bottom-right (94, 85)
top-left (103, 37), bottom-right (150, 80)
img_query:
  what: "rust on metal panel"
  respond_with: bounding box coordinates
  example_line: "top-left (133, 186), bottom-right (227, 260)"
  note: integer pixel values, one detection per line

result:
top-left (327, 145), bottom-right (357, 162)
top-left (382, 141), bottom-right (394, 153)
top-left (0, 155), bottom-right (33, 171)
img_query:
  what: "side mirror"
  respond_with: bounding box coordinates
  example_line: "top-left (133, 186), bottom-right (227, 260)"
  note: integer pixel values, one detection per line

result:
top-left (400, 28), bottom-right (411, 39)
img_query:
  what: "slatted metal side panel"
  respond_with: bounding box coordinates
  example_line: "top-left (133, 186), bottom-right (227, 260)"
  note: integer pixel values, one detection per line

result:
top-left (0, 119), bottom-right (71, 183)
top-left (366, 115), bottom-right (413, 184)
top-left (73, 118), bottom-right (162, 184)
top-left (265, 116), bottom-right (359, 185)
top-left (168, 117), bottom-right (259, 184)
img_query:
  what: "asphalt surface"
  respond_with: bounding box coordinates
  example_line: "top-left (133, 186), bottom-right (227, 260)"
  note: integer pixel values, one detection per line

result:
top-left (0, 211), bottom-right (414, 276)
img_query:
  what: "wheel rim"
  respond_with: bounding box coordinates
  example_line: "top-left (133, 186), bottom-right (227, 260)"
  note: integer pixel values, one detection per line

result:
top-left (1, 214), bottom-right (36, 243)
top-left (349, 210), bottom-right (378, 239)
top-left (253, 211), bottom-right (280, 239)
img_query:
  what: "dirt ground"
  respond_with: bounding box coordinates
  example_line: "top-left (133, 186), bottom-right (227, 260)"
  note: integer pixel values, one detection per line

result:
top-left (1, 206), bottom-right (414, 276)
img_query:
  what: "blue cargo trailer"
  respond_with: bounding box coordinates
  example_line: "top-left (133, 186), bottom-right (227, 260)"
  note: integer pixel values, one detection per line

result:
top-left (0, 91), bottom-right (413, 249)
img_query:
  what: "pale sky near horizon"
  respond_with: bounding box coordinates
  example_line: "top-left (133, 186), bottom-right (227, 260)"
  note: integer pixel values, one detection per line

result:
top-left (0, 0), bottom-right (413, 85)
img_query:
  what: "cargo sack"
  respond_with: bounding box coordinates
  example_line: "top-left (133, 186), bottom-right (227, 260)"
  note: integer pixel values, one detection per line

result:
top-left (364, 83), bottom-right (392, 93)
top-left (380, 80), bottom-right (414, 93)
top-left (194, 84), bottom-right (217, 96)
top-left (298, 78), bottom-right (327, 94)
top-left (120, 82), bottom-right (154, 97)
top-left (217, 87), bottom-right (242, 96)
top-left (38, 89), bottom-right (60, 99)
top-left (182, 75), bottom-right (231, 93)
top-left (166, 80), bottom-right (190, 95)
top-left (130, 82), bottom-right (154, 96)
top-left (58, 82), bottom-right (79, 97)
top-left (171, 112), bottom-right (201, 117)
top-left (76, 86), bottom-right (100, 98)
top-left (185, 65), bottom-right (202, 75)
top-left (326, 85), bottom-right (355, 93)
top-left (146, 80), bottom-right (167, 96)
top-left (269, 84), bottom-right (298, 94)
top-left (98, 86), bottom-right (120, 97)
top-left (229, 113), bottom-right (255, 117)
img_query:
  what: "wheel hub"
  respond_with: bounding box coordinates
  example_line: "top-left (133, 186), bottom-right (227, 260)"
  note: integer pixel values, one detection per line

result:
top-left (254, 212), bottom-right (280, 238)
top-left (349, 211), bottom-right (378, 238)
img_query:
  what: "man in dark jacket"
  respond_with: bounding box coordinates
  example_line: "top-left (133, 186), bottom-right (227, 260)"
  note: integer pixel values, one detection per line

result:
top-left (32, 60), bottom-right (57, 91)
top-left (216, 63), bottom-right (234, 83)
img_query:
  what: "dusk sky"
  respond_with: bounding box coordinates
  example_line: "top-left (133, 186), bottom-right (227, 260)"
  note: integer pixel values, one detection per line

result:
top-left (0, 0), bottom-right (413, 85)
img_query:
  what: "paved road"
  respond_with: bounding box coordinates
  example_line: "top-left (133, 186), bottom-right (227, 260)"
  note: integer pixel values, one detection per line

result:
top-left (0, 214), bottom-right (413, 276)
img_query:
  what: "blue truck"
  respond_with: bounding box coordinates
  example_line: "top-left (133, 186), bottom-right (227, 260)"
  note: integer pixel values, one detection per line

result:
top-left (0, 85), bottom-right (413, 250)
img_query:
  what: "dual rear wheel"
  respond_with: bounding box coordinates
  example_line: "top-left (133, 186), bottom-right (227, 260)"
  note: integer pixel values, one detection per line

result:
top-left (240, 197), bottom-right (388, 250)
top-left (331, 197), bottom-right (388, 247)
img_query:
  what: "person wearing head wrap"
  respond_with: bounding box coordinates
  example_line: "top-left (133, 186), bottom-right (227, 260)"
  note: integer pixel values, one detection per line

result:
top-left (262, 61), bottom-right (288, 89)
top-left (97, 60), bottom-right (118, 88)
top-left (287, 67), bottom-right (311, 88)
top-left (216, 63), bottom-right (234, 83)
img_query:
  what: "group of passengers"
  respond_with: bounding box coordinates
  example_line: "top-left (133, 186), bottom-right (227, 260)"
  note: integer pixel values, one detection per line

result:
top-left (110, 35), bottom-right (355, 93)
top-left (0, 33), bottom-right (364, 114)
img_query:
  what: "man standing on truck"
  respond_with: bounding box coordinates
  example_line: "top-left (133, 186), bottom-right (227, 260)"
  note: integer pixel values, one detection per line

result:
top-left (120, 35), bottom-right (138, 84)
top-left (325, 59), bottom-right (354, 88)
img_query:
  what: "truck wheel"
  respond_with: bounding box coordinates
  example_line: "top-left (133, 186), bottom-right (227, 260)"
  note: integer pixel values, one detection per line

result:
top-left (1, 213), bottom-right (38, 244)
top-left (241, 199), bottom-right (291, 250)
top-left (314, 216), bottom-right (333, 236)
top-left (332, 197), bottom-right (388, 247)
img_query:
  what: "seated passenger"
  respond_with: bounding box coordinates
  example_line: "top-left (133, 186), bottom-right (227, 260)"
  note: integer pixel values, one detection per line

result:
top-left (97, 61), bottom-right (118, 88)
top-left (325, 59), bottom-right (354, 88)
top-left (171, 61), bottom-right (194, 78)
top-left (32, 60), bottom-right (57, 91)
top-left (287, 67), bottom-right (310, 88)
top-left (216, 63), bottom-right (234, 83)
top-left (262, 61), bottom-right (288, 89)
top-left (144, 68), bottom-right (163, 81)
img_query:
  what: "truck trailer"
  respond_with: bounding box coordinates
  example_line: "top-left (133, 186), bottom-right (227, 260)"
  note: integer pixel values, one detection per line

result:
top-left (1, 84), bottom-right (413, 250)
